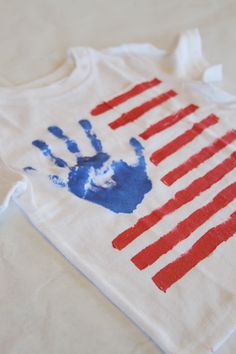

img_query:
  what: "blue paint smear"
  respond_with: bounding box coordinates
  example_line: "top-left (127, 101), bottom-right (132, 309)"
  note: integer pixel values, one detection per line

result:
top-left (49, 175), bottom-right (66, 188)
top-left (27, 119), bottom-right (152, 214)
top-left (23, 166), bottom-right (36, 172)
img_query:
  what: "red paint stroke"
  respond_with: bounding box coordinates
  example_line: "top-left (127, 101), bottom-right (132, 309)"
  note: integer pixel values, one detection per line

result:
top-left (139, 104), bottom-right (198, 140)
top-left (109, 90), bottom-right (177, 130)
top-left (162, 130), bottom-right (236, 186)
top-left (112, 152), bottom-right (236, 250)
top-left (91, 78), bottom-right (161, 116)
top-left (132, 181), bottom-right (236, 270)
top-left (153, 209), bottom-right (236, 292)
top-left (150, 114), bottom-right (219, 165)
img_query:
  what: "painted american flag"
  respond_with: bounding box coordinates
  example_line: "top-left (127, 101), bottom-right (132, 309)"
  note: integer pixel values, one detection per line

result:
top-left (90, 77), bottom-right (236, 293)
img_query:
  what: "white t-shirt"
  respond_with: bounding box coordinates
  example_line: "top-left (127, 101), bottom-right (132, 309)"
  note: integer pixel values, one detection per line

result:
top-left (0, 29), bottom-right (236, 354)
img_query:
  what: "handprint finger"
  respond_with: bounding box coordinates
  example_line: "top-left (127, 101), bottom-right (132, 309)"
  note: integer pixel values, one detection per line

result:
top-left (32, 140), bottom-right (68, 168)
top-left (79, 119), bottom-right (103, 153)
top-left (129, 138), bottom-right (145, 165)
top-left (130, 137), bottom-right (144, 156)
top-left (48, 126), bottom-right (81, 156)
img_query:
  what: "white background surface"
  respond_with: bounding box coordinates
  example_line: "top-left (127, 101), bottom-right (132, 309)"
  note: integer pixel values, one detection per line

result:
top-left (0, 1), bottom-right (236, 353)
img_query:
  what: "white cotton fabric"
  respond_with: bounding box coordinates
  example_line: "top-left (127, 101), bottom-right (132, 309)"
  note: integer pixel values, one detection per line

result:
top-left (0, 29), bottom-right (236, 354)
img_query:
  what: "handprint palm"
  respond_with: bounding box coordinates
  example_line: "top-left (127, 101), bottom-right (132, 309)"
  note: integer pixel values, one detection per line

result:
top-left (26, 120), bottom-right (152, 214)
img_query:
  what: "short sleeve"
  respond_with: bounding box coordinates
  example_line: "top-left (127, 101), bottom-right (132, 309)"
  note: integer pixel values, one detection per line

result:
top-left (0, 158), bottom-right (26, 213)
top-left (163, 28), bottom-right (223, 83)
top-left (102, 29), bottom-right (223, 85)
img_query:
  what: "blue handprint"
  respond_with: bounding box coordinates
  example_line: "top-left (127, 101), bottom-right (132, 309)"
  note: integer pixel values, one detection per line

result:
top-left (25, 120), bottom-right (152, 213)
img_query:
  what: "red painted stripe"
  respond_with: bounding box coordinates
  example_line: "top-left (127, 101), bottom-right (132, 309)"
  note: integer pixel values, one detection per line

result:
top-left (153, 210), bottom-right (236, 292)
top-left (150, 114), bottom-right (219, 165)
top-left (112, 152), bottom-right (236, 250)
top-left (91, 78), bottom-right (161, 115)
top-left (162, 130), bottom-right (236, 186)
top-left (132, 181), bottom-right (236, 270)
top-left (109, 89), bottom-right (177, 129)
top-left (139, 104), bottom-right (198, 140)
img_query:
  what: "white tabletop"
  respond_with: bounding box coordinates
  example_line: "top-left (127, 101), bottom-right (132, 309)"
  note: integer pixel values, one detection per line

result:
top-left (0, 1), bottom-right (236, 353)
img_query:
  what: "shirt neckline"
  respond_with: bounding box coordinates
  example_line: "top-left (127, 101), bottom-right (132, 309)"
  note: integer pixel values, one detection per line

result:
top-left (0, 47), bottom-right (92, 100)
top-left (0, 31), bottom-right (235, 106)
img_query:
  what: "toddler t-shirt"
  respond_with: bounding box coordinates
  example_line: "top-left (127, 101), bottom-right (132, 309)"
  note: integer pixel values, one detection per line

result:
top-left (0, 29), bottom-right (236, 354)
